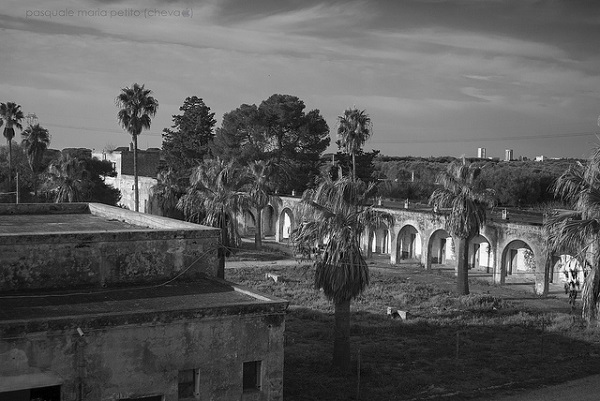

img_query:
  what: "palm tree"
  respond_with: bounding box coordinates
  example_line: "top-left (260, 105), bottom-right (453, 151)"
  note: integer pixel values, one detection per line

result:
top-left (21, 123), bottom-right (51, 197)
top-left (149, 168), bottom-right (185, 218)
top-left (547, 146), bottom-right (600, 323)
top-left (116, 83), bottom-right (158, 212)
top-left (177, 159), bottom-right (251, 278)
top-left (246, 160), bottom-right (281, 249)
top-left (336, 108), bottom-right (372, 181)
top-left (0, 102), bottom-right (24, 187)
top-left (46, 155), bottom-right (86, 203)
top-left (294, 176), bottom-right (392, 372)
top-left (429, 159), bottom-right (495, 295)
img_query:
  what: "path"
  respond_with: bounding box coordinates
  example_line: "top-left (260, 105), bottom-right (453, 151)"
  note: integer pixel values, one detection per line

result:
top-left (486, 374), bottom-right (600, 401)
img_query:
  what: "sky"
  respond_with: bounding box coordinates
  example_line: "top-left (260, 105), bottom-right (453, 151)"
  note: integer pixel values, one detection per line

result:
top-left (1, 0), bottom-right (600, 159)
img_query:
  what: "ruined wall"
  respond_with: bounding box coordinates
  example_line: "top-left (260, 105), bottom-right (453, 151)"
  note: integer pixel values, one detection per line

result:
top-left (0, 308), bottom-right (286, 401)
top-left (0, 204), bottom-right (220, 292)
top-left (104, 175), bottom-right (157, 212)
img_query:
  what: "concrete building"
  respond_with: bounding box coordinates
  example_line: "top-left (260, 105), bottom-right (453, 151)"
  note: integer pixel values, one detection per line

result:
top-left (0, 203), bottom-right (287, 401)
top-left (477, 147), bottom-right (486, 159)
top-left (93, 146), bottom-right (162, 212)
top-left (505, 149), bottom-right (513, 161)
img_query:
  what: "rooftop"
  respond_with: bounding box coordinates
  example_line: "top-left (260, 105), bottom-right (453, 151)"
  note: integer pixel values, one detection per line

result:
top-left (0, 213), bottom-right (147, 235)
top-left (0, 277), bottom-right (287, 331)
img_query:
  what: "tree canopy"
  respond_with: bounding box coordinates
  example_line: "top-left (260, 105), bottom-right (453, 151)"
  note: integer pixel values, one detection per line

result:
top-left (212, 94), bottom-right (330, 193)
top-left (162, 96), bottom-right (216, 175)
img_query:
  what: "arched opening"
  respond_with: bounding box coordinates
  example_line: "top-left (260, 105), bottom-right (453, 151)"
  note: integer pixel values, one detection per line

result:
top-left (501, 240), bottom-right (535, 283)
top-left (279, 208), bottom-right (294, 241)
top-left (396, 225), bottom-right (422, 263)
top-left (469, 234), bottom-right (492, 274)
top-left (428, 229), bottom-right (455, 267)
top-left (370, 223), bottom-right (391, 254)
top-left (242, 210), bottom-right (256, 236)
top-left (262, 205), bottom-right (276, 237)
top-left (550, 254), bottom-right (585, 285)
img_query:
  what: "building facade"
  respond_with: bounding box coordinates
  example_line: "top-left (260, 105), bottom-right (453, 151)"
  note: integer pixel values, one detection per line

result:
top-left (0, 203), bottom-right (287, 401)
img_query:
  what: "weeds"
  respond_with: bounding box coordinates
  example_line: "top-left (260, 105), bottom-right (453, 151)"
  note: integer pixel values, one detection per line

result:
top-left (227, 263), bottom-right (600, 400)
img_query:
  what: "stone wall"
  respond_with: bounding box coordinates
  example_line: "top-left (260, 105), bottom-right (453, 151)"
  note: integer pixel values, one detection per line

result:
top-left (0, 203), bottom-right (220, 292)
top-left (0, 303), bottom-right (286, 401)
top-left (104, 175), bottom-right (157, 212)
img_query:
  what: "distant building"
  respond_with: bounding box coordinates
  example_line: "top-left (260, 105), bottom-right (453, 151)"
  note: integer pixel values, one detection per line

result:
top-left (477, 147), bottom-right (486, 159)
top-left (535, 155), bottom-right (546, 162)
top-left (505, 149), bottom-right (513, 161)
top-left (92, 145), bottom-right (162, 212)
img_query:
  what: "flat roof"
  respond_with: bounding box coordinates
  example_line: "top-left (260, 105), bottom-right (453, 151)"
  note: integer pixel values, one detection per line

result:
top-left (0, 278), bottom-right (287, 328)
top-left (0, 213), bottom-right (148, 235)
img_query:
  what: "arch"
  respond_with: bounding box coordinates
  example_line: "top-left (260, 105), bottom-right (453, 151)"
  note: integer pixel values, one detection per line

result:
top-left (550, 254), bottom-right (585, 285)
top-left (370, 222), bottom-right (392, 254)
top-left (428, 229), bottom-right (455, 267)
top-left (469, 234), bottom-right (493, 273)
top-left (501, 240), bottom-right (535, 283)
top-left (262, 205), bottom-right (276, 237)
top-left (242, 210), bottom-right (256, 236)
top-left (278, 208), bottom-right (294, 241)
top-left (396, 224), bottom-right (422, 263)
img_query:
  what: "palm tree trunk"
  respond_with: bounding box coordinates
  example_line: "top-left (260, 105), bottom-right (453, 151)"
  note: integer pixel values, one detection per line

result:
top-left (455, 236), bottom-right (470, 295)
top-left (7, 138), bottom-right (12, 189)
top-left (133, 135), bottom-right (139, 212)
top-left (332, 299), bottom-right (351, 372)
top-left (218, 211), bottom-right (226, 279)
top-left (582, 265), bottom-right (598, 323)
top-left (255, 207), bottom-right (263, 250)
top-left (352, 152), bottom-right (356, 181)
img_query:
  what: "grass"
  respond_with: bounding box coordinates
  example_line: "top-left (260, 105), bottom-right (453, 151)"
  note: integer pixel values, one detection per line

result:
top-left (228, 262), bottom-right (600, 401)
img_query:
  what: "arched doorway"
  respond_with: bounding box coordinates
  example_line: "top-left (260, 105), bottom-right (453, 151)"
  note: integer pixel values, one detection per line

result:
top-left (501, 240), bottom-right (535, 283)
top-left (242, 210), bottom-right (256, 236)
top-left (428, 229), bottom-right (455, 268)
top-left (371, 223), bottom-right (391, 254)
top-left (396, 225), bottom-right (422, 263)
top-left (551, 254), bottom-right (585, 285)
top-left (469, 234), bottom-right (492, 274)
top-left (262, 205), bottom-right (276, 237)
top-left (278, 208), bottom-right (294, 241)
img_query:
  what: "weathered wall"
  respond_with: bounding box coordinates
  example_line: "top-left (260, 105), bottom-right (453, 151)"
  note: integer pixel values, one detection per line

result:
top-left (104, 175), bottom-right (157, 212)
top-left (0, 307), bottom-right (286, 401)
top-left (0, 204), bottom-right (220, 292)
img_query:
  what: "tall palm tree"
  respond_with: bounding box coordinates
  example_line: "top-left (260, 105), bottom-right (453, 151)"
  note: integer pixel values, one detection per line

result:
top-left (46, 155), bottom-right (86, 203)
top-left (116, 83), bottom-right (159, 212)
top-left (177, 158), bottom-right (251, 279)
top-left (336, 108), bottom-right (372, 181)
top-left (21, 123), bottom-right (51, 197)
top-left (547, 146), bottom-right (600, 323)
top-left (246, 160), bottom-right (281, 249)
top-left (429, 159), bottom-right (496, 295)
top-left (0, 102), bottom-right (24, 187)
top-left (294, 176), bottom-right (392, 372)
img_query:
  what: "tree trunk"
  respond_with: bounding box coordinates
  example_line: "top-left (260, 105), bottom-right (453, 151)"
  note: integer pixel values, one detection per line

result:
top-left (332, 299), bottom-right (351, 373)
top-left (582, 264), bottom-right (599, 323)
top-left (255, 207), bottom-right (263, 250)
top-left (133, 135), bottom-right (139, 212)
top-left (352, 152), bottom-right (356, 181)
top-left (7, 138), bottom-right (12, 189)
top-left (218, 213), bottom-right (227, 279)
top-left (455, 236), bottom-right (470, 295)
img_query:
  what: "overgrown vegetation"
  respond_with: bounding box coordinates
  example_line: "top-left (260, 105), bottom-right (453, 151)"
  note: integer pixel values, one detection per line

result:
top-left (375, 156), bottom-right (578, 207)
top-left (229, 264), bottom-right (600, 401)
